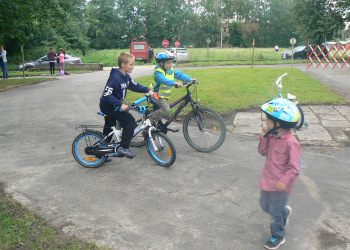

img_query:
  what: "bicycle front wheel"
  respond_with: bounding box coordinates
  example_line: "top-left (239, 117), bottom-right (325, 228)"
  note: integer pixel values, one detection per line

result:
top-left (146, 131), bottom-right (176, 167)
top-left (295, 104), bottom-right (305, 129)
top-left (183, 107), bottom-right (226, 152)
top-left (72, 131), bottom-right (107, 168)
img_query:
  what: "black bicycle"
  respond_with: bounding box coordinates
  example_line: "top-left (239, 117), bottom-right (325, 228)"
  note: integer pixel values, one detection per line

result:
top-left (72, 101), bottom-right (176, 168)
top-left (130, 80), bottom-right (226, 153)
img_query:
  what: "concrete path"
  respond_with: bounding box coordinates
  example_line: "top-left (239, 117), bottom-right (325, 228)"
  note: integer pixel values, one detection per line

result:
top-left (230, 105), bottom-right (350, 147)
top-left (228, 64), bottom-right (350, 147)
top-left (0, 64), bottom-right (349, 249)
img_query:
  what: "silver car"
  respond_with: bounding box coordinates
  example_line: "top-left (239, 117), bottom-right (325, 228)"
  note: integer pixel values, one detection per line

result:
top-left (17, 54), bottom-right (83, 71)
top-left (166, 47), bottom-right (190, 61)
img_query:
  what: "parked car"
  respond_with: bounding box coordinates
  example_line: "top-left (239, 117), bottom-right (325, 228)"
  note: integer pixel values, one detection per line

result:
top-left (130, 39), bottom-right (150, 63)
top-left (17, 54), bottom-right (82, 71)
top-left (166, 47), bottom-right (190, 61)
top-left (282, 46), bottom-right (308, 59)
top-left (282, 46), bottom-right (328, 60)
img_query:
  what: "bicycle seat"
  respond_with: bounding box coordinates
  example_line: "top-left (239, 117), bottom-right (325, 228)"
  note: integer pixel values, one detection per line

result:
top-left (287, 93), bottom-right (296, 100)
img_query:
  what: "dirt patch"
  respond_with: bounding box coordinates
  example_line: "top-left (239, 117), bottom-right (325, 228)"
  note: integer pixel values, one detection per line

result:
top-left (318, 229), bottom-right (348, 249)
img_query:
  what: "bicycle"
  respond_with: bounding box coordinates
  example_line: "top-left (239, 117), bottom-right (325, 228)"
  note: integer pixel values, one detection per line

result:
top-left (72, 99), bottom-right (176, 168)
top-left (274, 73), bottom-right (308, 129)
top-left (130, 80), bottom-right (226, 153)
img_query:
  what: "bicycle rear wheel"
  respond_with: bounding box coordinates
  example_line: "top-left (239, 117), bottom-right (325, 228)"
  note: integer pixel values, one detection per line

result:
top-left (183, 107), bottom-right (226, 152)
top-left (72, 131), bottom-right (107, 168)
top-left (146, 131), bottom-right (176, 167)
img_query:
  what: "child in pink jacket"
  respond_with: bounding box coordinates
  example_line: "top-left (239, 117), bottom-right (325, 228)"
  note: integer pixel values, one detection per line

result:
top-left (58, 48), bottom-right (65, 75)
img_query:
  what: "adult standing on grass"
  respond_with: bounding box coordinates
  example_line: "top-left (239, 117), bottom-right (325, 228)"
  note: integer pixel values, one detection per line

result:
top-left (0, 45), bottom-right (9, 80)
top-left (275, 45), bottom-right (279, 53)
top-left (47, 46), bottom-right (57, 75)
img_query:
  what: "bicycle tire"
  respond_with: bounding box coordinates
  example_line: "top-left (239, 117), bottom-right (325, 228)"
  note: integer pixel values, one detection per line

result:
top-left (183, 107), bottom-right (226, 152)
top-left (130, 118), bottom-right (147, 147)
top-left (72, 130), bottom-right (107, 168)
top-left (146, 131), bottom-right (176, 167)
top-left (295, 104), bottom-right (305, 129)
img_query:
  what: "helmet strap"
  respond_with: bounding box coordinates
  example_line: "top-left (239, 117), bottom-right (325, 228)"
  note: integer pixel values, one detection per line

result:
top-left (263, 120), bottom-right (281, 138)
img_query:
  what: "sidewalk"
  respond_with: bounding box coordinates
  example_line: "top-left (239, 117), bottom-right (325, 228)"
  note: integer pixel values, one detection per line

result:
top-left (229, 105), bottom-right (350, 147)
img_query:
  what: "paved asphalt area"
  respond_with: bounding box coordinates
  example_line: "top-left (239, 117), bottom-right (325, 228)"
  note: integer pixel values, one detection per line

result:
top-left (0, 64), bottom-right (350, 249)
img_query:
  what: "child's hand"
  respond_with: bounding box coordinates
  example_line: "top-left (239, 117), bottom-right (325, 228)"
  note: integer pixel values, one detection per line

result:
top-left (148, 90), bottom-right (155, 98)
top-left (276, 181), bottom-right (286, 191)
top-left (261, 127), bottom-right (268, 137)
top-left (120, 104), bottom-right (129, 111)
top-left (175, 82), bottom-right (183, 88)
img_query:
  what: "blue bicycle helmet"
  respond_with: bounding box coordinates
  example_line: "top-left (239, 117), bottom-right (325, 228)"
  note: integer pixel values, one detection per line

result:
top-left (155, 50), bottom-right (175, 63)
top-left (261, 98), bottom-right (300, 137)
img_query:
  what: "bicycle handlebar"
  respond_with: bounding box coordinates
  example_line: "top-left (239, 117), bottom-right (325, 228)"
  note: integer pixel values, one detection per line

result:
top-left (275, 73), bottom-right (288, 89)
top-left (175, 79), bottom-right (199, 88)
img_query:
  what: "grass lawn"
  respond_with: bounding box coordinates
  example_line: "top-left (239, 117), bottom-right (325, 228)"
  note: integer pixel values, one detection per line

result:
top-left (0, 184), bottom-right (107, 249)
top-left (0, 78), bottom-right (57, 92)
top-left (126, 67), bottom-right (347, 114)
top-left (72, 47), bottom-right (305, 67)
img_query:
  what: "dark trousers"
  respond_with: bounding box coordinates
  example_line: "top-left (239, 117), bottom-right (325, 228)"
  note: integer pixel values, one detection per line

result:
top-left (49, 62), bottom-right (55, 74)
top-left (99, 102), bottom-right (135, 149)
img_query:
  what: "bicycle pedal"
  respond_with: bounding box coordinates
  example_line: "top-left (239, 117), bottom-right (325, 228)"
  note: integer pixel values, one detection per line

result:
top-left (168, 128), bottom-right (180, 133)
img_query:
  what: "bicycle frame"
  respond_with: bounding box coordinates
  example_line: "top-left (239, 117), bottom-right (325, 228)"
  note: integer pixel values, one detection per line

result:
top-left (95, 114), bottom-right (160, 153)
top-left (162, 84), bottom-right (198, 127)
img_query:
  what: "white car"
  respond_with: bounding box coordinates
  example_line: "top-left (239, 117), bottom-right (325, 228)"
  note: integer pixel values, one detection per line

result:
top-left (166, 47), bottom-right (190, 61)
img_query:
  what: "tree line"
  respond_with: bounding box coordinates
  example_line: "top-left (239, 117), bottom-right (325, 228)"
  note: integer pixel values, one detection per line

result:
top-left (0, 0), bottom-right (349, 55)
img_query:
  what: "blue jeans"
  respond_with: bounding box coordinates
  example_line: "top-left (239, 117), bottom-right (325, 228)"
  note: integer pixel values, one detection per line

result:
top-left (259, 190), bottom-right (290, 239)
top-left (0, 61), bottom-right (8, 79)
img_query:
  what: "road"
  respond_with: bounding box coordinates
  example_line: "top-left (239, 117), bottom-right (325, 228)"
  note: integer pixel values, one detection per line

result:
top-left (0, 65), bottom-right (349, 249)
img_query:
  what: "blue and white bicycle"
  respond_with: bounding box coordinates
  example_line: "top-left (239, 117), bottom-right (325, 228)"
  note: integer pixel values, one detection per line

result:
top-left (72, 95), bottom-right (176, 168)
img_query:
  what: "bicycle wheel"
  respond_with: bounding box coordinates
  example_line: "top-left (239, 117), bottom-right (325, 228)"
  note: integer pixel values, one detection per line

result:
top-left (72, 131), bottom-right (107, 168)
top-left (130, 118), bottom-right (147, 147)
top-left (183, 107), bottom-right (226, 152)
top-left (295, 104), bottom-right (305, 129)
top-left (146, 131), bottom-right (176, 167)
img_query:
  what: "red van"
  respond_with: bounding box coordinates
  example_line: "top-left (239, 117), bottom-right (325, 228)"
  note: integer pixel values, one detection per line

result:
top-left (130, 39), bottom-right (150, 63)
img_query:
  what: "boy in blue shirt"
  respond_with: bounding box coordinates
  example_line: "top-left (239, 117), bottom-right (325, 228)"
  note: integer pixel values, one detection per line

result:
top-left (100, 52), bottom-right (154, 158)
top-left (148, 50), bottom-right (193, 124)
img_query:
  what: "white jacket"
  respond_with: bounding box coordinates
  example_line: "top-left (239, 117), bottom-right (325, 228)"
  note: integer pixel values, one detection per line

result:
top-left (1, 50), bottom-right (7, 63)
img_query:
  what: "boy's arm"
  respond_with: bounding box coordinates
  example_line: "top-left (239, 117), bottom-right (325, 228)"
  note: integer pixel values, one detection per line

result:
top-left (174, 69), bottom-right (191, 82)
top-left (127, 78), bottom-right (151, 93)
top-left (155, 71), bottom-right (176, 86)
top-left (280, 139), bottom-right (301, 185)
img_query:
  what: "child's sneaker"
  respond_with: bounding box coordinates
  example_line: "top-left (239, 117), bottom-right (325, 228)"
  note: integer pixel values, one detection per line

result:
top-left (264, 237), bottom-right (285, 249)
top-left (285, 206), bottom-right (292, 227)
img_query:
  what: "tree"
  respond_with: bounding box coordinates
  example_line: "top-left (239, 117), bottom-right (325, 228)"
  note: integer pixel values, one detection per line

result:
top-left (85, 0), bottom-right (126, 49)
top-left (293, 0), bottom-right (346, 44)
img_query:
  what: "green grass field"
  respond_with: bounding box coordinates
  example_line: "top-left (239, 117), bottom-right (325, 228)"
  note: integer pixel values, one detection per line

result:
top-left (75, 47), bottom-right (302, 67)
top-left (126, 67), bottom-right (346, 114)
